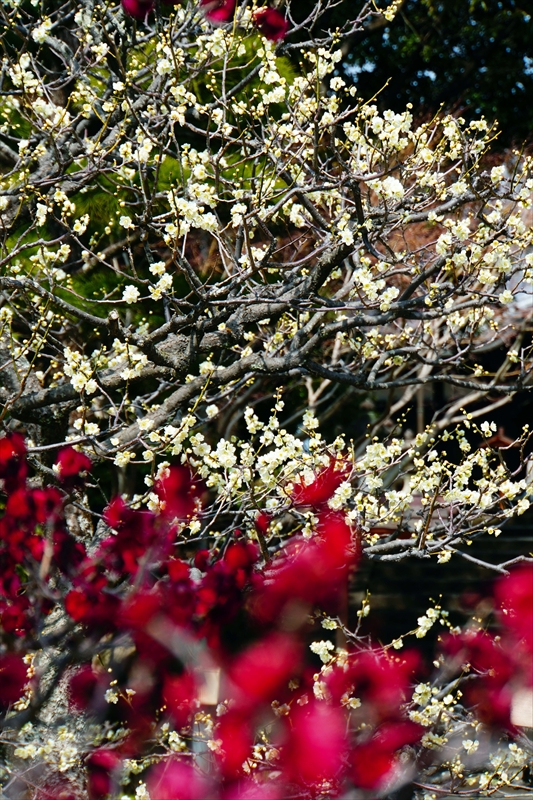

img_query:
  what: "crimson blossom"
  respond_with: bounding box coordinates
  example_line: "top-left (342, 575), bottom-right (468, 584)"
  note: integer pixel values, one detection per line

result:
top-left (253, 7), bottom-right (289, 40)
top-left (120, 0), bottom-right (154, 19)
top-left (200, 0), bottom-right (236, 23)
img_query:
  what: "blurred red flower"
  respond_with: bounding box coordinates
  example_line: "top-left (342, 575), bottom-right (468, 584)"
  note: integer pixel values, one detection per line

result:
top-left (254, 510), bottom-right (357, 622)
top-left (282, 701), bottom-right (347, 785)
top-left (291, 461), bottom-right (348, 509)
top-left (86, 749), bottom-right (122, 800)
top-left (215, 710), bottom-right (253, 778)
top-left (254, 7), bottom-right (289, 41)
top-left (162, 669), bottom-right (197, 728)
top-left (351, 721), bottom-right (422, 790)
top-left (121, 0), bottom-right (154, 19)
top-left (65, 584), bottom-right (121, 631)
top-left (157, 465), bottom-right (203, 521)
top-left (228, 631), bottom-right (302, 707)
top-left (200, 0), bottom-right (236, 24)
top-left (442, 629), bottom-right (516, 729)
top-left (68, 665), bottom-right (100, 712)
top-left (223, 780), bottom-right (281, 800)
top-left (55, 446), bottom-right (91, 486)
top-left (147, 758), bottom-right (214, 800)
top-left (0, 433), bottom-right (27, 492)
top-left (495, 565), bottom-right (533, 657)
top-left (0, 653), bottom-right (28, 710)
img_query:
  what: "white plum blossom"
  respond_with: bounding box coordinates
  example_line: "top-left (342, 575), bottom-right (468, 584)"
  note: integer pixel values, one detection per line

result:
top-left (32, 17), bottom-right (52, 43)
top-left (114, 451), bottom-right (134, 467)
top-left (122, 285), bottom-right (140, 304)
top-left (149, 273), bottom-right (173, 300)
top-left (310, 640), bottom-right (335, 663)
top-left (369, 175), bottom-right (405, 201)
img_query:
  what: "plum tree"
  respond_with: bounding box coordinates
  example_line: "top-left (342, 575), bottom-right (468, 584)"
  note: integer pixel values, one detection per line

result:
top-left (0, 0), bottom-right (532, 797)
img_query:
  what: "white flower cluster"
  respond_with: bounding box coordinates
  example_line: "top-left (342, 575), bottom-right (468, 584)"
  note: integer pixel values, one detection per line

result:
top-left (119, 394), bottom-right (533, 557)
top-left (310, 640), bottom-right (335, 664)
top-left (14, 723), bottom-right (80, 773)
top-left (166, 191), bottom-right (217, 239)
top-left (415, 606), bottom-right (448, 638)
top-left (31, 17), bottom-right (52, 44)
top-left (149, 273), bottom-right (173, 301)
top-left (63, 347), bottom-right (97, 394)
top-left (368, 175), bottom-right (405, 202)
top-left (108, 339), bottom-right (149, 381)
top-left (409, 687), bottom-right (462, 728)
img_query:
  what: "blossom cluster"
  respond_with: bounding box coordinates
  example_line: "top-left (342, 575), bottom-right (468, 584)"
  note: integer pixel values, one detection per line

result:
top-left (1, 434), bottom-right (532, 799)
top-left (1, 0), bottom-right (532, 444)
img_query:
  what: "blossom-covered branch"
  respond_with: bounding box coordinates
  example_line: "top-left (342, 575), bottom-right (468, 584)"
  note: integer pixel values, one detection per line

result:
top-left (1, 0), bottom-right (533, 796)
